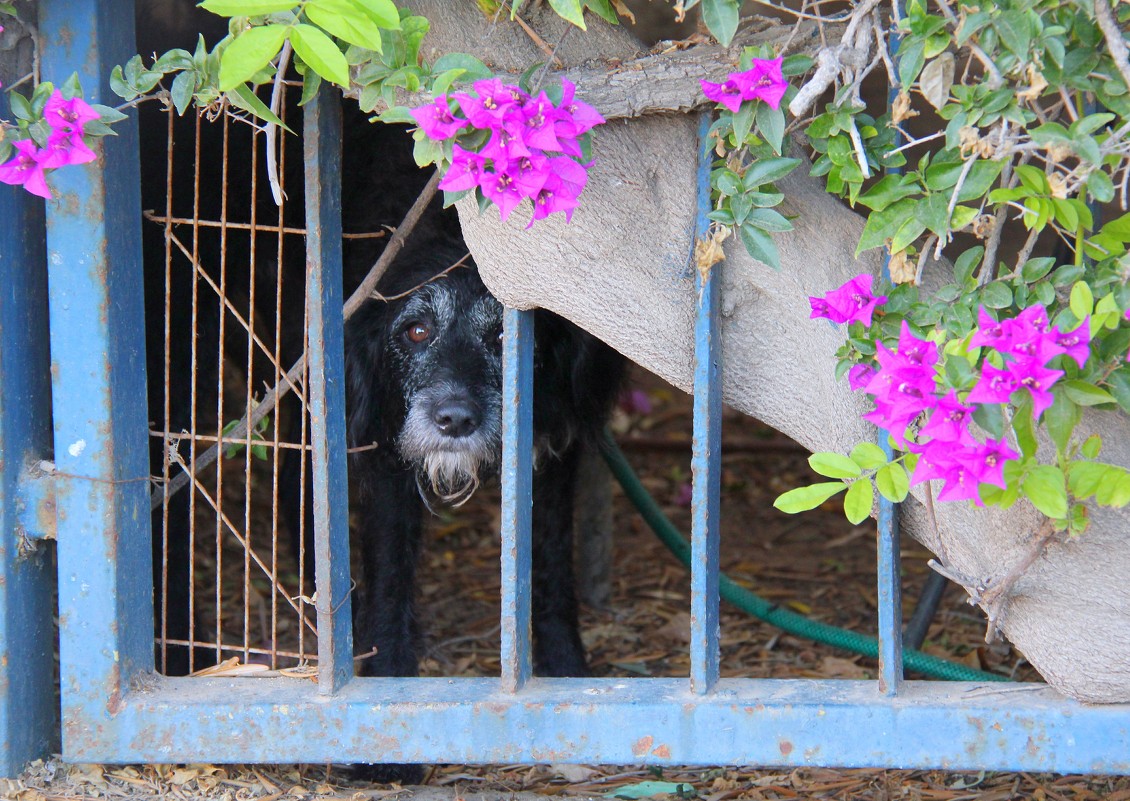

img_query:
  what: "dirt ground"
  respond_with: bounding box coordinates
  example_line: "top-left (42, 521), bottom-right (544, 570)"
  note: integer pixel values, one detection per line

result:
top-left (10, 367), bottom-right (1130, 800)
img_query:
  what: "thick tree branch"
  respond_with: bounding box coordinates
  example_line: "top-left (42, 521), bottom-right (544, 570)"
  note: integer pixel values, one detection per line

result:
top-left (348, 19), bottom-right (841, 122)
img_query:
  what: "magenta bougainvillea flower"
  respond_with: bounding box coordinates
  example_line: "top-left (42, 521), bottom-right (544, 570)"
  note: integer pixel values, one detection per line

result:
top-left (809, 274), bottom-right (888, 326)
top-left (918, 390), bottom-right (974, 443)
top-left (0, 89), bottom-right (102, 199)
top-left (701, 57), bottom-right (788, 113)
top-left (409, 97), bottom-right (468, 141)
top-left (43, 89), bottom-right (100, 134)
top-left (39, 128), bottom-right (97, 169)
top-left (1055, 318), bottom-right (1091, 368)
top-left (0, 139), bottom-right (53, 199)
top-left (413, 77), bottom-right (604, 224)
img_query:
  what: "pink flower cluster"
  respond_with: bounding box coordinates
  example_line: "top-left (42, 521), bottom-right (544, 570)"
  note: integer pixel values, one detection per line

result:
top-left (809, 274), bottom-right (887, 326)
top-left (812, 275), bottom-right (1093, 504)
top-left (852, 321), bottom-right (1021, 503)
top-left (0, 90), bottom-right (100, 200)
top-left (411, 78), bottom-right (604, 225)
top-left (700, 57), bottom-right (788, 113)
top-left (966, 305), bottom-right (1088, 418)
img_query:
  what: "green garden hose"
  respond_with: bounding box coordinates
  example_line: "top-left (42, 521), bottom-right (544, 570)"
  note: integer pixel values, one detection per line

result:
top-left (599, 430), bottom-right (1007, 683)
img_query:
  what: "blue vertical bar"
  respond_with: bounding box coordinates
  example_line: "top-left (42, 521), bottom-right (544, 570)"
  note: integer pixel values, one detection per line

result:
top-left (690, 112), bottom-right (721, 695)
top-left (500, 307), bottom-right (534, 692)
top-left (40, 0), bottom-right (154, 749)
top-left (303, 86), bottom-right (354, 693)
top-left (0, 127), bottom-right (59, 774)
top-left (877, 1), bottom-right (906, 696)
top-left (876, 495), bottom-right (903, 693)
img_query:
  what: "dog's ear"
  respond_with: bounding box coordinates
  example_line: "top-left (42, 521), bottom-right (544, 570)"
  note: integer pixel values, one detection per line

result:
top-left (344, 302), bottom-right (393, 448)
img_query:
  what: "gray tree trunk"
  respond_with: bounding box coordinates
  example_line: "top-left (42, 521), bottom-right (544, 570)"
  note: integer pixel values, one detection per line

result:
top-left (409, 1), bottom-right (1130, 703)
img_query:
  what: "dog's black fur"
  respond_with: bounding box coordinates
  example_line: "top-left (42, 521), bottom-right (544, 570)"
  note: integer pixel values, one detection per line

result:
top-left (138, 0), bottom-right (627, 699)
top-left (333, 243), bottom-right (624, 680)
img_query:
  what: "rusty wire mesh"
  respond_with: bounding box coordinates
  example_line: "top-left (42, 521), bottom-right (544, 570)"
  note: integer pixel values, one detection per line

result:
top-left (147, 91), bottom-right (317, 675)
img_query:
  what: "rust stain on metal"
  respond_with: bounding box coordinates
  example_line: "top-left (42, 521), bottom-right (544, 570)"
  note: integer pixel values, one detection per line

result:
top-left (106, 664), bottom-right (123, 715)
top-left (651, 744), bottom-right (671, 758)
top-left (632, 735), bottom-right (654, 757)
top-left (778, 740), bottom-right (794, 757)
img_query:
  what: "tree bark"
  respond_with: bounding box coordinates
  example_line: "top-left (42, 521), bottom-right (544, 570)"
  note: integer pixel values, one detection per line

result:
top-left (409, 1), bottom-right (1130, 702)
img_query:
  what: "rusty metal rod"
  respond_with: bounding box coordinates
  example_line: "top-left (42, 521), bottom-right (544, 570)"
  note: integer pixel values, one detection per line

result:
top-left (153, 168), bottom-right (442, 510)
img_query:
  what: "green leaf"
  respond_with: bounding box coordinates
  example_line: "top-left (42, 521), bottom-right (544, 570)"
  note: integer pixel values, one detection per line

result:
top-left (1081, 435), bottom-right (1103, 460)
top-left (606, 782), bottom-right (696, 800)
top-left (857, 198), bottom-right (917, 254)
top-left (810, 452), bottom-right (863, 479)
top-left (170, 70), bottom-right (197, 115)
top-left (1095, 467), bottom-right (1130, 508)
top-left (1022, 464), bottom-right (1068, 519)
top-left (1107, 368), bottom-right (1130, 415)
top-left (200, 0), bottom-right (298, 14)
top-left (857, 174), bottom-right (919, 212)
top-left (227, 83), bottom-right (290, 129)
top-left (980, 282), bottom-right (1012, 309)
top-left (1087, 170), bottom-right (1115, 204)
top-left (1020, 256), bottom-right (1054, 282)
top-left (701, 0), bottom-right (739, 46)
top-left (773, 482), bottom-right (847, 514)
top-left (90, 103), bottom-right (128, 124)
top-left (850, 442), bottom-right (887, 470)
top-left (972, 402), bottom-right (1004, 439)
top-left (739, 223), bottom-right (780, 270)
top-left (584, 0), bottom-right (620, 25)
top-left (218, 24), bottom-right (289, 91)
top-left (1013, 402), bottom-right (1037, 458)
top-left (994, 9), bottom-right (1032, 58)
top-left (306, 0), bottom-right (386, 50)
top-left (1063, 380), bottom-right (1115, 407)
top-left (745, 208), bottom-right (793, 233)
top-left (729, 193), bottom-right (752, 226)
top-left (843, 479), bottom-right (874, 524)
top-left (412, 135), bottom-right (442, 167)
top-left (898, 37), bottom-right (925, 88)
top-left (755, 102), bottom-right (785, 155)
top-left (1068, 461), bottom-right (1108, 500)
top-left (1069, 280), bottom-right (1094, 320)
top-left (299, 69), bottom-right (323, 105)
top-left (875, 463), bottom-right (910, 503)
top-left (1015, 164), bottom-right (1050, 195)
top-left (289, 23), bottom-right (350, 87)
top-left (547, 0), bottom-right (586, 29)
top-left (345, 0), bottom-right (401, 28)
top-left (1044, 391), bottom-right (1079, 453)
top-left (730, 103), bottom-right (754, 146)
top-left (743, 157), bottom-right (801, 189)
top-left (7, 89), bottom-right (31, 121)
top-left (154, 48), bottom-right (195, 72)
top-left (713, 168), bottom-right (743, 196)
top-left (432, 53), bottom-right (492, 85)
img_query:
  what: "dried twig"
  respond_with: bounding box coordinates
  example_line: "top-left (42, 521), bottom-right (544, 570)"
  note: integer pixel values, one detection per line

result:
top-left (928, 517), bottom-right (1060, 642)
top-left (1093, 0), bottom-right (1130, 95)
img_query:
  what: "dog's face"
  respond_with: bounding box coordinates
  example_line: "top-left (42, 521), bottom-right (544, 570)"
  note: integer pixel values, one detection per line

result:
top-left (387, 270), bottom-right (504, 504)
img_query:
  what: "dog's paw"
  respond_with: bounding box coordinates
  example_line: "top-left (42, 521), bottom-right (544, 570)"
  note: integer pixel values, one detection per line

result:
top-left (350, 762), bottom-right (426, 785)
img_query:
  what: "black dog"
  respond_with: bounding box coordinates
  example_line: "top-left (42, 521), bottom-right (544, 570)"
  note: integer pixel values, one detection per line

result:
top-left (289, 233), bottom-right (625, 680)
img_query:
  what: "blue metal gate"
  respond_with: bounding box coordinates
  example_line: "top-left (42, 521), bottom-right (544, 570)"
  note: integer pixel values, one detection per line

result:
top-left (3, 0), bottom-right (1130, 779)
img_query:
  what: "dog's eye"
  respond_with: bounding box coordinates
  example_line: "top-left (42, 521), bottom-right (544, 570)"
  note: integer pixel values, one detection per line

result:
top-left (405, 322), bottom-right (431, 344)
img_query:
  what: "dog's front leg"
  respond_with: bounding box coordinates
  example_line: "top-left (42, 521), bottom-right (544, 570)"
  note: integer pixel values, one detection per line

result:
top-left (354, 466), bottom-right (424, 678)
top-left (531, 446), bottom-right (589, 677)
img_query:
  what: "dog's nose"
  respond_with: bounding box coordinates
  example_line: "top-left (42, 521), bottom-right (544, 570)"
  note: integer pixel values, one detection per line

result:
top-left (432, 398), bottom-right (481, 438)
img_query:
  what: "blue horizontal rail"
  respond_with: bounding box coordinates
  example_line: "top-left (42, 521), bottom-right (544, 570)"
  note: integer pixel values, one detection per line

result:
top-left (61, 677), bottom-right (1130, 772)
top-left (16, 0), bottom-right (1130, 781)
